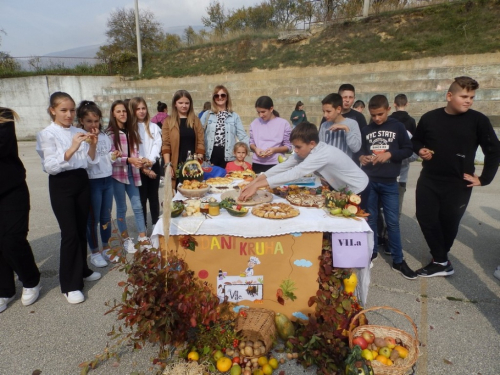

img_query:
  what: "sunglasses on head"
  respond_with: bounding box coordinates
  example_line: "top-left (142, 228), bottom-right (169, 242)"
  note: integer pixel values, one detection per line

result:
top-left (213, 93), bottom-right (227, 99)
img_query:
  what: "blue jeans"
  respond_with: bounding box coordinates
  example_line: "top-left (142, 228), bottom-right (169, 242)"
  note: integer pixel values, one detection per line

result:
top-left (112, 166), bottom-right (146, 236)
top-left (367, 181), bottom-right (404, 263)
top-left (87, 176), bottom-right (113, 252)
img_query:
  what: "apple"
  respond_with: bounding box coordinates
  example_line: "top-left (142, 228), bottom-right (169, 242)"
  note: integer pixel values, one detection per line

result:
top-left (379, 346), bottom-right (392, 358)
top-left (361, 330), bottom-right (375, 345)
top-left (352, 336), bottom-right (368, 350)
top-left (384, 337), bottom-right (396, 349)
top-left (213, 350), bottom-right (224, 361)
top-left (232, 357), bottom-right (241, 364)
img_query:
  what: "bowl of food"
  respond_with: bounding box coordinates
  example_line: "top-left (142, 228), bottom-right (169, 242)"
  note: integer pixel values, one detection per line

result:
top-left (177, 180), bottom-right (209, 198)
top-left (225, 204), bottom-right (249, 217)
top-left (171, 201), bottom-right (184, 217)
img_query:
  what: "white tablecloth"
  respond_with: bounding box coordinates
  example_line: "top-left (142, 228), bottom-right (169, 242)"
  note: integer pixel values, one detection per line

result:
top-left (151, 190), bottom-right (373, 305)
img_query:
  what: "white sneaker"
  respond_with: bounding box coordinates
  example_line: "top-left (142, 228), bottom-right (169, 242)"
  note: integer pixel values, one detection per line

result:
top-left (64, 291), bottom-right (84, 304)
top-left (494, 268), bottom-right (500, 281)
top-left (102, 249), bottom-right (120, 263)
top-left (138, 236), bottom-right (152, 251)
top-left (159, 177), bottom-right (165, 187)
top-left (21, 283), bottom-right (41, 306)
top-left (83, 272), bottom-right (102, 282)
top-left (90, 253), bottom-right (108, 268)
top-left (0, 296), bottom-right (15, 313)
top-left (123, 237), bottom-right (137, 254)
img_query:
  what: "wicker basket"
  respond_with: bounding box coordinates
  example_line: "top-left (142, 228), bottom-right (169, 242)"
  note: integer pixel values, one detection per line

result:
top-left (235, 308), bottom-right (276, 358)
top-left (349, 306), bottom-right (419, 375)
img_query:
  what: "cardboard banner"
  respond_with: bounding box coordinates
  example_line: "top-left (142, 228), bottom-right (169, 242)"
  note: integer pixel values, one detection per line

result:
top-left (331, 232), bottom-right (370, 268)
top-left (161, 232), bottom-right (322, 321)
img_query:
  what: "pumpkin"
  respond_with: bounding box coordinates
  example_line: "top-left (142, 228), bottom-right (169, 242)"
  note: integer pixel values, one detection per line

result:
top-left (274, 312), bottom-right (295, 340)
top-left (180, 159), bottom-right (204, 182)
top-left (343, 272), bottom-right (357, 294)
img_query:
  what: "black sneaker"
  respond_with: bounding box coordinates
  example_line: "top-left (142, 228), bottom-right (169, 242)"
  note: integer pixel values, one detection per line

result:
top-left (416, 261), bottom-right (454, 277)
top-left (371, 252), bottom-right (378, 261)
top-left (383, 248), bottom-right (391, 255)
top-left (392, 260), bottom-right (417, 280)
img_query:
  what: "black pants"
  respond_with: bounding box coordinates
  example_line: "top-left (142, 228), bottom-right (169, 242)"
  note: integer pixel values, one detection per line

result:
top-left (49, 169), bottom-right (93, 293)
top-left (252, 163), bottom-right (275, 174)
top-left (415, 175), bottom-right (472, 263)
top-left (0, 183), bottom-right (40, 298)
top-left (139, 161), bottom-right (161, 227)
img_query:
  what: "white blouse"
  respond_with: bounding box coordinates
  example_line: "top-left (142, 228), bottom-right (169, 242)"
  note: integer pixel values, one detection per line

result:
top-left (87, 132), bottom-right (114, 179)
top-left (36, 122), bottom-right (98, 175)
top-left (138, 121), bottom-right (162, 163)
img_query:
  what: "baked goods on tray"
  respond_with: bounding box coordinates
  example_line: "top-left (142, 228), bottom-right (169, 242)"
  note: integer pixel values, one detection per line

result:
top-left (252, 203), bottom-right (300, 219)
top-left (206, 176), bottom-right (233, 185)
top-left (220, 190), bottom-right (273, 206)
top-left (227, 170), bottom-right (256, 180)
top-left (286, 193), bottom-right (325, 208)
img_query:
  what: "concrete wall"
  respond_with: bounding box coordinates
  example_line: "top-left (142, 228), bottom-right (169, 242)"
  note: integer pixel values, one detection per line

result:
top-left (1, 52), bottom-right (499, 152)
top-left (94, 52), bottom-right (500, 133)
top-left (0, 75), bottom-right (120, 139)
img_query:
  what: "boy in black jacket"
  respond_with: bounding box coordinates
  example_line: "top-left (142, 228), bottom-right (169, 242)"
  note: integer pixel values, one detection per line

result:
top-left (412, 76), bottom-right (500, 277)
top-left (359, 95), bottom-right (417, 280)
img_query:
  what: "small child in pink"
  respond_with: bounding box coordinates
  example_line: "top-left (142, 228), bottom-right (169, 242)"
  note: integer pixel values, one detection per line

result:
top-left (225, 142), bottom-right (252, 173)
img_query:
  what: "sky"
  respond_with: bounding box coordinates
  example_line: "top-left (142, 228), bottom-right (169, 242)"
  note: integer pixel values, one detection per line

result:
top-left (0, 0), bottom-right (262, 57)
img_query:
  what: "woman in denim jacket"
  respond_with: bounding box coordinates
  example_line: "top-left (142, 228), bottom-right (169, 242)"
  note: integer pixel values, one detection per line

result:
top-left (201, 85), bottom-right (249, 169)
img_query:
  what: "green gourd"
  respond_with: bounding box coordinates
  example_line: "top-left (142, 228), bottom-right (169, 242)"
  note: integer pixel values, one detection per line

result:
top-left (274, 312), bottom-right (295, 340)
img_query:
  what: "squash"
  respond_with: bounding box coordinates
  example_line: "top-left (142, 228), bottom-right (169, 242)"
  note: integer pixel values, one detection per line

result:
top-left (343, 271), bottom-right (357, 294)
top-left (274, 313), bottom-right (295, 340)
top-left (180, 159), bottom-right (204, 182)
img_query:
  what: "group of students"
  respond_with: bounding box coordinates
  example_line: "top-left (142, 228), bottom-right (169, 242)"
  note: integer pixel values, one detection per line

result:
top-left (240, 77), bottom-right (500, 282)
top-left (1, 75), bottom-right (500, 313)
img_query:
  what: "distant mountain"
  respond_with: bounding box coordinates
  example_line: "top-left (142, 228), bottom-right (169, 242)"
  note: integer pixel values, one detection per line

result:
top-left (42, 25), bottom-right (206, 57)
top-left (44, 44), bottom-right (103, 58)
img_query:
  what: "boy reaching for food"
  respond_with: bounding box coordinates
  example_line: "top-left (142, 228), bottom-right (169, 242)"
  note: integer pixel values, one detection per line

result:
top-left (238, 122), bottom-right (368, 201)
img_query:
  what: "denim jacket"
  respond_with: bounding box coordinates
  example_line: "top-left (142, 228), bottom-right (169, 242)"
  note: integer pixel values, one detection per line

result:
top-left (201, 110), bottom-right (250, 162)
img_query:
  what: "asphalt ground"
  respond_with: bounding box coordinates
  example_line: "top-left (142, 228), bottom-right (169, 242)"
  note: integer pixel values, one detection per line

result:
top-left (1, 142), bottom-right (499, 375)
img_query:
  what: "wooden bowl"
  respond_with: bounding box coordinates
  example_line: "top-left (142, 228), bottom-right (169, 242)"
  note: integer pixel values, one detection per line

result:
top-left (177, 185), bottom-right (210, 198)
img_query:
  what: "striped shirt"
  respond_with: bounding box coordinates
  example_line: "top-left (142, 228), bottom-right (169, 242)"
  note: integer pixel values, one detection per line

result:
top-left (109, 130), bottom-right (142, 186)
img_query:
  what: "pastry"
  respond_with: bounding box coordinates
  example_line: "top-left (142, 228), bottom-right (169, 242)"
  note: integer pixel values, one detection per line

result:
top-left (252, 203), bottom-right (300, 219)
top-left (286, 193), bottom-right (325, 208)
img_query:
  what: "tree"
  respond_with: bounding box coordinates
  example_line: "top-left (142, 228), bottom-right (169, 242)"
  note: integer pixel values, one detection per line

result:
top-left (246, 2), bottom-right (275, 30)
top-left (162, 34), bottom-right (182, 51)
top-left (183, 26), bottom-right (197, 46)
top-left (202, 0), bottom-right (228, 36)
top-left (99, 7), bottom-right (165, 56)
top-left (270, 0), bottom-right (301, 29)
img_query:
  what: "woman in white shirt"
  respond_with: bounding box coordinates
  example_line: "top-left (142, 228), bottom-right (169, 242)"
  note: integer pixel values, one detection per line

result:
top-left (36, 92), bottom-right (101, 304)
top-left (129, 97), bottom-right (162, 229)
top-left (76, 100), bottom-right (120, 267)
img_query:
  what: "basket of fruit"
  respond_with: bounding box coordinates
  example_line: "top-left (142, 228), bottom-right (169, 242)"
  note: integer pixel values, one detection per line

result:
top-left (349, 306), bottom-right (419, 375)
top-left (234, 308), bottom-right (276, 359)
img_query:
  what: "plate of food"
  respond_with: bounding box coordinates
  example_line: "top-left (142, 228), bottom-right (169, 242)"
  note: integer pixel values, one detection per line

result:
top-left (251, 202), bottom-right (300, 219)
top-left (220, 189), bottom-right (273, 206)
top-left (227, 170), bottom-right (256, 181)
top-left (286, 193), bottom-right (325, 208)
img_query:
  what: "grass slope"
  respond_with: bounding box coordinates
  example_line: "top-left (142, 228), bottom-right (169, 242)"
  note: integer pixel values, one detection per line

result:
top-left (141, 0), bottom-right (500, 79)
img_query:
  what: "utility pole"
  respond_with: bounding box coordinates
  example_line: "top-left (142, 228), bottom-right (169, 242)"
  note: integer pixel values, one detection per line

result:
top-left (363, 0), bottom-right (370, 17)
top-left (134, 0), bottom-right (143, 74)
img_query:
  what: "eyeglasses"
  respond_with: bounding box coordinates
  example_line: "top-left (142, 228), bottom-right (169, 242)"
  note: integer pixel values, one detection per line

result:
top-left (213, 93), bottom-right (227, 99)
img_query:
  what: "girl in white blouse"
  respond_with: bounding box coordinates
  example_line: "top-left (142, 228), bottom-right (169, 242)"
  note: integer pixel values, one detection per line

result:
top-left (76, 100), bottom-right (121, 267)
top-left (129, 97), bottom-right (162, 229)
top-left (36, 92), bottom-right (101, 304)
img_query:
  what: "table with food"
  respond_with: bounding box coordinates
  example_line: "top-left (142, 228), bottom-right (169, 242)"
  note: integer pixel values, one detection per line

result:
top-left (151, 171), bottom-right (373, 311)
